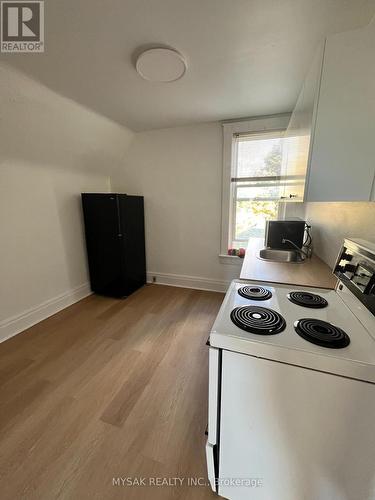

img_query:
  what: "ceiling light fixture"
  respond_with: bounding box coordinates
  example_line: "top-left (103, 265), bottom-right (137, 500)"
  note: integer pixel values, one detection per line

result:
top-left (135, 47), bottom-right (187, 82)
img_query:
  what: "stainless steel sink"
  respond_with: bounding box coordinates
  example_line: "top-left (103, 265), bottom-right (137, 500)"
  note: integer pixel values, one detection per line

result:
top-left (257, 248), bottom-right (305, 263)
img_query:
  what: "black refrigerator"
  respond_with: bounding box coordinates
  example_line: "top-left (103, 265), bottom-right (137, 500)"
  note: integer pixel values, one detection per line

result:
top-left (81, 193), bottom-right (146, 298)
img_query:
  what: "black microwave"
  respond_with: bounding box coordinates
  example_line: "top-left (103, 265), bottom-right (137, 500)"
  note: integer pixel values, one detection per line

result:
top-left (265, 219), bottom-right (306, 250)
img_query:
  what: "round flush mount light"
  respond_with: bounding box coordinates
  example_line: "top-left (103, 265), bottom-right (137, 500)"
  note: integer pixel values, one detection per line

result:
top-left (135, 47), bottom-right (187, 82)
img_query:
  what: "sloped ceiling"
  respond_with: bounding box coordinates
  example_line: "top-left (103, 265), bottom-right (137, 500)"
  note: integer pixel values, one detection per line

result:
top-left (1, 0), bottom-right (374, 131)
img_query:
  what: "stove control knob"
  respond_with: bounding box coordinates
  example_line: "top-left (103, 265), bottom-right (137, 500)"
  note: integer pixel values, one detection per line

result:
top-left (341, 252), bottom-right (353, 261)
top-left (344, 264), bottom-right (356, 273)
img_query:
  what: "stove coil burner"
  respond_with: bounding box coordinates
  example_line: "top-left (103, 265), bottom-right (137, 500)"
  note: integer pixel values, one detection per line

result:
top-left (294, 318), bottom-right (350, 348)
top-left (287, 291), bottom-right (328, 308)
top-left (238, 286), bottom-right (272, 301)
top-left (230, 306), bottom-right (286, 335)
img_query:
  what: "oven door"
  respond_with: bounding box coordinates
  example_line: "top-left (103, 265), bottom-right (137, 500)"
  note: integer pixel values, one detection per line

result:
top-left (218, 349), bottom-right (375, 500)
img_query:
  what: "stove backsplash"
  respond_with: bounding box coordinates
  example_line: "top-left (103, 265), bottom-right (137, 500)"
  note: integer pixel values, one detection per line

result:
top-left (284, 202), bottom-right (375, 269)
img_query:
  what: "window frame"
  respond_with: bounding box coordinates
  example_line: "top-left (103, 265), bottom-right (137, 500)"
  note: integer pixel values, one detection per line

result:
top-left (220, 115), bottom-right (290, 256)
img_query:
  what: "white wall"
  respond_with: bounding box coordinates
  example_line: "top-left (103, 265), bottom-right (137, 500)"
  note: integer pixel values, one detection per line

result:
top-left (111, 122), bottom-right (242, 291)
top-left (0, 64), bottom-right (133, 342)
top-left (304, 202), bottom-right (375, 267)
top-left (285, 201), bottom-right (375, 267)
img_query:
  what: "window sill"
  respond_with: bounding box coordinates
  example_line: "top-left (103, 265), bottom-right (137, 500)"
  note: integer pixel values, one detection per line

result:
top-left (219, 254), bottom-right (244, 266)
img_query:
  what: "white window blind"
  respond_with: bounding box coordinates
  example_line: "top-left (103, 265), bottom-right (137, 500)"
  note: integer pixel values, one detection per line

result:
top-left (231, 130), bottom-right (302, 200)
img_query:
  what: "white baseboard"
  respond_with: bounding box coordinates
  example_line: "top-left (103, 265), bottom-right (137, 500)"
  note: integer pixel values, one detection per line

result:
top-left (0, 283), bottom-right (92, 344)
top-left (147, 272), bottom-right (230, 293)
top-left (0, 273), bottom-right (228, 345)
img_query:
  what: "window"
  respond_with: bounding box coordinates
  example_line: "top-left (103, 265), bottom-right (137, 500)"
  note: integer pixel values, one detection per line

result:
top-left (230, 131), bottom-right (284, 249)
top-left (220, 116), bottom-right (291, 256)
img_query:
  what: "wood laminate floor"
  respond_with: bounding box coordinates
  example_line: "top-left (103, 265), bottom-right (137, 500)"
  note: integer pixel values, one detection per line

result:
top-left (0, 285), bottom-right (224, 500)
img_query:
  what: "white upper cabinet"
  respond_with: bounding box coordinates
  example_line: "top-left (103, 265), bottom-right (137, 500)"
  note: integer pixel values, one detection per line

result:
top-left (280, 43), bottom-right (324, 201)
top-left (306, 20), bottom-right (375, 202)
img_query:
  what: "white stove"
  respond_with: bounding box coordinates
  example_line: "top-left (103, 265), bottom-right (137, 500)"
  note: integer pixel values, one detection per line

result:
top-left (206, 238), bottom-right (375, 500)
top-left (210, 280), bottom-right (375, 384)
